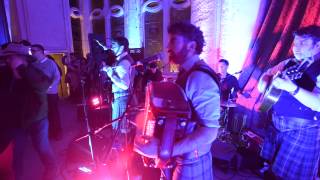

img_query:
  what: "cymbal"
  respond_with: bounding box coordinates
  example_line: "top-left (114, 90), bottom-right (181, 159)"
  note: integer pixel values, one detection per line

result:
top-left (221, 101), bottom-right (237, 107)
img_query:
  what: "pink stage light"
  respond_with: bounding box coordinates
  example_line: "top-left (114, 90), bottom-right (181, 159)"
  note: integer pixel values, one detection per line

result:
top-left (91, 96), bottom-right (101, 107)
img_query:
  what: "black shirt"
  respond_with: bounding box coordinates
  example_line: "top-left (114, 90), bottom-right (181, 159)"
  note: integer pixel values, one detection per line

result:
top-left (144, 69), bottom-right (163, 84)
top-left (218, 73), bottom-right (240, 102)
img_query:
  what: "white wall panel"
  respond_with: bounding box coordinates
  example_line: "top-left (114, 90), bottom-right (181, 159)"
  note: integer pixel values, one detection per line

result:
top-left (15, 0), bottom-right (72, 53)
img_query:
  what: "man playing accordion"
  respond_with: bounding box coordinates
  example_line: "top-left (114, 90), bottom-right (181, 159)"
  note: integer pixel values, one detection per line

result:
top-left (134, 22), bottom-right (221, 180)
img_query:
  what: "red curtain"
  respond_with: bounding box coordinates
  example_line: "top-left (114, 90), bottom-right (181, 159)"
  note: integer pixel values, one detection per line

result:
top-left (0, 0), bottom-right (10, 45)
top-left (238, 0), bottom-right (320, 111)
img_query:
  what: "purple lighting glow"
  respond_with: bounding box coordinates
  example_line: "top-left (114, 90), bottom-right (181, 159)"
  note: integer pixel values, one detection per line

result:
top-left (191, 0), bottom-right (261, 72)
top-left (218, 0), bottom-right (261, 74)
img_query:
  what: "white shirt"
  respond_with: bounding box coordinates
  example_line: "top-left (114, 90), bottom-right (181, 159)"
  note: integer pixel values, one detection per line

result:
top-left (180, 56), bottom-right (220, 128)
top-left (33, 57), bottom-right (61, 94)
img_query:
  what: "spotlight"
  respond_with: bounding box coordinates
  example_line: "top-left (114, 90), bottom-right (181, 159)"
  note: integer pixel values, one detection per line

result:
top-left (91, 96), bottom-right (101, 107)
top-left (78, 166), bottom-right (92, 174)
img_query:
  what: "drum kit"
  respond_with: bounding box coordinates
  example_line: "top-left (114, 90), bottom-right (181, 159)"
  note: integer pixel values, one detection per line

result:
top-left (218, 99), bottom-right (243, 144)
top-left (220, 99), bottom-right (237, 128)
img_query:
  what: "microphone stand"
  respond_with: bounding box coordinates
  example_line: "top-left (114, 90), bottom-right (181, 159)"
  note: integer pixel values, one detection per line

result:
top-left (79, 79), bottom-right (97, 168)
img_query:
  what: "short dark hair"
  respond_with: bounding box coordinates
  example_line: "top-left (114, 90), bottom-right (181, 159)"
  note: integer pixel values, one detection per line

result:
top-left (219, 59), bottom-right (229, 66)
top-left (294, 25), bottom-right (320, 43)
top-left (31, 44), bottom-right (45, 53)
top-left (46, 55), bottom-right (55, 60)
top-left (19, 40), bottom-right (31, 46)
top-left (1, 42), bottom-right (10, 50)
top-left (168, 22), bottom-right (205, 54)
top-left (112, 36), bottom-right (129, 51)
top-left (149, 61), bottom-right (157, 68)
top-left (101, 49), bottom-right (116, 66)
top-left (1, 40), bottom-right (30, 50)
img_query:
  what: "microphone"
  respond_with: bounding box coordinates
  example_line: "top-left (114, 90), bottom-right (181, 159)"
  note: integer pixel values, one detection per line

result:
top-left (231, 87), bottom-right (235, 93)
top-left (234, 70), bottom-right (243, 74)
top-left (94, 39), bottom-right (108, 51)
top-left (139, 52), bottom-right (164, 64)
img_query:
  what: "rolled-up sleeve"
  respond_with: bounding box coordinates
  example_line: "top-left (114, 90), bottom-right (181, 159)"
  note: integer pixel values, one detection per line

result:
top-left (185, 71), bottom-right (220, 127)
top-left (112, 59), bottom-right (131, 90)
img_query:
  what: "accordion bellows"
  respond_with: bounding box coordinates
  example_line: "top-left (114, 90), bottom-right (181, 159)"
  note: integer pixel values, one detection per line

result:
top-left (140, 81), bottom-right (192, 168)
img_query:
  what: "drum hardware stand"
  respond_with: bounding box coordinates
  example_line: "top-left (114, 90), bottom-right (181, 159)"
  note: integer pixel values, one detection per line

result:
top-left (221, 91), bottom-right (232, 131)
top-left (219, 88), bottom-right (236, 142)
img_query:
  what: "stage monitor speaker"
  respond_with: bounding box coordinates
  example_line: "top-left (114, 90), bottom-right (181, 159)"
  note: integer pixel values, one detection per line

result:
top-left (88, 107), bottom-right (111, 130)
top-left (77, 105), bottom-right (111, 130)
top-left (211, 140), bottom-right (240, 171)
top-left (237, 130), bottom-right (264, 170)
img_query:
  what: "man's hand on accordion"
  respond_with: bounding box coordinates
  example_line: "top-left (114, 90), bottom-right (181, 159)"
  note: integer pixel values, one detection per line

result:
top-left (134, 135), bottom-right (159, 158)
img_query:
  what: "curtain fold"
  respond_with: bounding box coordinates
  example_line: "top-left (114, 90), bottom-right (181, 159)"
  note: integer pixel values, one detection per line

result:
top-left (0, 0), bottom-right (10, 45)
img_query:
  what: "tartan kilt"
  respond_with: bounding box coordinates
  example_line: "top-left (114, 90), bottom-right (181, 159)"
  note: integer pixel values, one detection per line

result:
top-left (261, 125), bottom-right (320, 180)
top-left (111, 95), bottom-right (129, 130)
top-left (173, 152), bottom-right (213, 180)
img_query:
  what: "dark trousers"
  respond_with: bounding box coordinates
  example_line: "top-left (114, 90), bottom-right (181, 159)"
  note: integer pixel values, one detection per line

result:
top-left (13, 118), bottom-right (58, 180)
top-left (47, 94), bottom-right (62, 138)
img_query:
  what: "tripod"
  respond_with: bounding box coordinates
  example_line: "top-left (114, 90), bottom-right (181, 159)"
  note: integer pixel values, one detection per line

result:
top-left (74, 90), bottom-right (136, 179)
top-left (73, 74), bottom-right (114, 172)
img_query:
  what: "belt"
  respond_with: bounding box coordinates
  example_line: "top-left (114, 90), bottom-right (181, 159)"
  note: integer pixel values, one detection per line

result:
top-left (113, 90), bottom-right (130, 99)
top-left (273, 115), bottom-right (319, 131)
top-left (113, 89), bottom-right (130, 94)
top-left (175, 143), bottom-right (211, 164)
top-left (175, 150), bottom-right (211, 165)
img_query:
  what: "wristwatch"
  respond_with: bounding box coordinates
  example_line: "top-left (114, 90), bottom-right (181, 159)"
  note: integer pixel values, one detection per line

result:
top-left (290, 85), bottom-right (300, 96)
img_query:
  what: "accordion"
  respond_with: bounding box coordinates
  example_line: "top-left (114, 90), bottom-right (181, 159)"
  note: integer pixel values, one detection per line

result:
top-left (140, 81), bottom-right (192, 168)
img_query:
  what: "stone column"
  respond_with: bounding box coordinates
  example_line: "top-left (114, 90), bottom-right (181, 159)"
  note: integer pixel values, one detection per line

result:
top-left (104, 0), bottom-right (111, 47)
top-left (162, 0), bottom-right (170, 73)
top-left (124, 0), bottom-right (143, 48)
top-left (79, 0), bottom-right (92, 56)
top-left (191, 0), bottom-right (222, 68)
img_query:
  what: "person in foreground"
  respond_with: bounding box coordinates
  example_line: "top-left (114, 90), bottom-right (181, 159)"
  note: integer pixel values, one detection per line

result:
top-left (134, 22), bottom-right (221, 179)
top-left (0, 42), bottom-right (61, 180)
top-left (31, 44), bottom-right (62, 140)
top-left (258, 25), bottom-right (320, 179)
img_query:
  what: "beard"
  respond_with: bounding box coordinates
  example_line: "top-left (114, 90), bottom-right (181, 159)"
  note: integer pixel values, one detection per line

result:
top-left (168, 45), bottom-right (189, 65)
